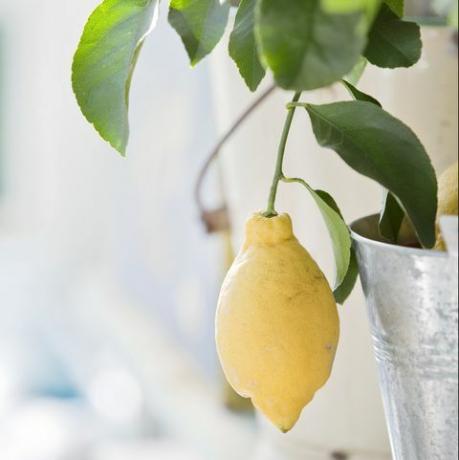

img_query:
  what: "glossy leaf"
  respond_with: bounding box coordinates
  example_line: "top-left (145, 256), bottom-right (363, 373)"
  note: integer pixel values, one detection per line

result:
top-left (295, 184), bottom-right (351, 290)
top-left (321, 0), bottom-right (383, 28)
top-left (229, 0), bottom-right (265, 91)
top-left (342, 79), bottom-right (381, 106)
top-left (304, 101), bottom-right (437, 248)
top-left (314, 190), bottom-right (358, 304)
top-left (364, 4), bottom-right (421, 68)
top-left (333, 248), bottom-right (359, 304)
top-left (168, 0), bottom-right (230, 66)
top-left (72, 0), bottom-right (159, 155)
top-left (379, 190), bottom-right (405, 242)
top-left (321, 0), bottom-right (377, 12)
top-left (344, 56), bottom-right (367, 85)
top-left (385, 0), bottom-right (404, 17)
top-left (321, 0), bottom-right (381, 21)
top-left (313, 189), bottom-right (355, 301)
top-left (256, 0), bottom-right (366, 90)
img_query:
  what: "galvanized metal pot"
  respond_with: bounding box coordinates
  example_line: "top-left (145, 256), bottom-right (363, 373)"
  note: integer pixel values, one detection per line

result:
top-left (351, 215), bottom-right (458, 460)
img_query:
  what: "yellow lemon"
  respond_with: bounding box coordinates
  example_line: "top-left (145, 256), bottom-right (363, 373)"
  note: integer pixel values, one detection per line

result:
top-left (435, 161), bottom-right (458, 250)
top-left (216, 213), bottom-right (339, 432)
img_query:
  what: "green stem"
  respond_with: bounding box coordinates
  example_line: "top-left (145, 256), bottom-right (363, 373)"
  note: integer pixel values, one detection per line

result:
top-left (286, 102), bottom-right (308, 110)
top-left (282, 176), bottom-right (310, 189)
top-left (263, 91), bottom-right (302, 217)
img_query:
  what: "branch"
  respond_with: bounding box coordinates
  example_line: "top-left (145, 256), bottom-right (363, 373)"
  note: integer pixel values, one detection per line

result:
top-left (195, 84), bottom-right (276, 230)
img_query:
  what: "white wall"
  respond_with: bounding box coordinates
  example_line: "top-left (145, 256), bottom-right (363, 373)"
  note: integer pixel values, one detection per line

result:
top-left (0, 0), bottom-right (224, 372)
top-left (0, 2), bottom-right (252, 458)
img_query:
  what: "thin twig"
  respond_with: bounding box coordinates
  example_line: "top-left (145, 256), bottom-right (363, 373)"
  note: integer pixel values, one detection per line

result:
top-left (194, 84), bottom-right (277, 216)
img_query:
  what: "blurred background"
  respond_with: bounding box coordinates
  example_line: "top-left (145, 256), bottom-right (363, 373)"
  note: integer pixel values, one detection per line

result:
top-left (0, 1), bottom-right (457, 460)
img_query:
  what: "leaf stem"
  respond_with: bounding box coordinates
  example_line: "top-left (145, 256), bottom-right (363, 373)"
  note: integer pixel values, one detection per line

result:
top-left (282, 176), bottom-right (309, 189)
top-left (286, 101), bottom-right (308, 109)
top-left (263, 91), bottom-right (302, 217)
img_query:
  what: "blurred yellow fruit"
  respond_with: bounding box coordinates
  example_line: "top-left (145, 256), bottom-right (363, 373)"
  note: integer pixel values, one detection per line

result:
top-left (435, 162), bottom-right (458, 250)
top-left (216, 213), bottom-right (339, 432)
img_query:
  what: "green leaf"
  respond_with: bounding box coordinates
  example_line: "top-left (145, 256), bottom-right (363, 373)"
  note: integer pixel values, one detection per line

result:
top-left (256, 0), bottom-right (366, 90)
top-left (321, 0), bottom-right (374, 12)
top-left (385, 0), bottom-right (404, 17)
top-left (314, 189), bottom-right (342, 215)
top-left (344, 56), bottom-right (367, 85)
top-left (229, 0), bottom-right (265, 91)
top-left (320, 0), bottom-right (382, 27)
top-left (333, 248), bottom-right (359, 304)
top-left (314, 189), bottom-right (357, 303)
top-left (168, 0), bottom-right (230, 66)
top-left (298, 185), bottom-right (352, 290)
top-left (72, 0), bottom-right (159, 155)
top-left (321, 0), bottom-right (380, 17)
top-left (449, 1), bottom-right (458, 27)
top-left (304, 101), bottom-right (437, 248)
top-left (379, 190), bottom-right (405, 242)
top-left (364, 4), bottom-right (421, 68)
top-left (342, 79), bottom-right (382, 106)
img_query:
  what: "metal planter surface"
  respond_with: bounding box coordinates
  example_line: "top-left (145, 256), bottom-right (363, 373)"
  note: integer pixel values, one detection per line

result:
top-left (351, 215), bottom-right (458, 460)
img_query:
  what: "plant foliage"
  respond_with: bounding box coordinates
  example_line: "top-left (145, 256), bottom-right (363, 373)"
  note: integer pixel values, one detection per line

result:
top-left (72, 0), bottom-right (438, 303)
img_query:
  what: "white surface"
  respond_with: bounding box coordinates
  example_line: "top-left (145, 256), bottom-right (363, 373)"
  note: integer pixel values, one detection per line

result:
top-left (91, 440), bottom-right (204, 460)
top-left (0, 398), bottom-right (206, 460)
top-left (0, 2), bottom-right (253, 458)
top-left (71, 268), bottom-right (256, 460)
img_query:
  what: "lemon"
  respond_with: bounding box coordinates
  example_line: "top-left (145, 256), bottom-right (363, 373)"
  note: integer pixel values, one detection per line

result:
top-left (435, 161), bottom-right (458, 250)
top-left (216, 213), bottom-right (339, 432)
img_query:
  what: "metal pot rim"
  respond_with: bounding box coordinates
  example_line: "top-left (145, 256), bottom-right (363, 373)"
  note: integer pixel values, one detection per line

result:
top-left (350, 214), bottom-right (448, 259)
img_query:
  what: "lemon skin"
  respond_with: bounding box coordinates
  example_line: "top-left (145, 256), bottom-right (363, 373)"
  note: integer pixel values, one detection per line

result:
top-left (216, 213), bottom-right (339, 432)
top-left (435, 162), bottom-right (458, 250)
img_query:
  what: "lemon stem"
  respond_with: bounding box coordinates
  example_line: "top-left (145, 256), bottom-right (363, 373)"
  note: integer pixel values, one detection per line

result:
top-left (264, 91), bottom-right (302, 217)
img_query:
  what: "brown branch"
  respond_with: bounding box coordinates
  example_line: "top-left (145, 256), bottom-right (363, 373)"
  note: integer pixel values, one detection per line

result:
top-left (195, 84), bottom-right (277, 230)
